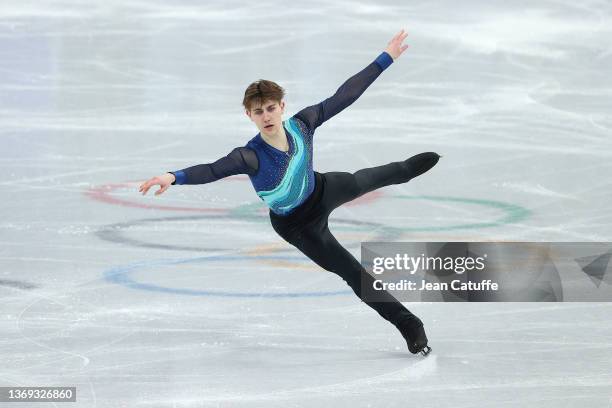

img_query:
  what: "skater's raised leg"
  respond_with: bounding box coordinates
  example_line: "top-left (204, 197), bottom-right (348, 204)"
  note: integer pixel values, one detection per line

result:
top-left (322, 152), bottom-right (440, 211)
top-left (356, 152), bottom-right (440, 192)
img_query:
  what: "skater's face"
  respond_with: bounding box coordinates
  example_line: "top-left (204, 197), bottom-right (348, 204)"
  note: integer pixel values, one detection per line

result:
top-left (246, 99), bottom-right (285, 136)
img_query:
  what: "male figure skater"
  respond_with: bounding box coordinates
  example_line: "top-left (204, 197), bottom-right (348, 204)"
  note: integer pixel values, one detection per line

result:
top-left (140, 29), bottom-right (439, 355)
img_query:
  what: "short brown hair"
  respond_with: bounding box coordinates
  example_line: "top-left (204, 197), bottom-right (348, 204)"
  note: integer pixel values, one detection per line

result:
top-left (243, 79), bottom-right (285, 111)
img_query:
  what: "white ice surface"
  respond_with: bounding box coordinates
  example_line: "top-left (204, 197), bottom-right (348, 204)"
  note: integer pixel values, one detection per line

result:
top-left (1, 0), bottom-right (612, 407)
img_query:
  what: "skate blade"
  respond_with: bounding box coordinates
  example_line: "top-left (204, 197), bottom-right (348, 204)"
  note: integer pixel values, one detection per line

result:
top-left (419, 346), bottom-right (432, 356)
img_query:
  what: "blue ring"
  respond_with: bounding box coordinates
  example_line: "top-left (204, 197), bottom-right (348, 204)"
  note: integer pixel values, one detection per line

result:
top-left (103, 254), bottom-right (352, 298)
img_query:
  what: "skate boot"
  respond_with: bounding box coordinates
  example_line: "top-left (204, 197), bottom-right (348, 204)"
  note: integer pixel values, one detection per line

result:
top-left (398, 317), bottom-right (431, 356)
top-left (401, 152), bottom-right (440, 181)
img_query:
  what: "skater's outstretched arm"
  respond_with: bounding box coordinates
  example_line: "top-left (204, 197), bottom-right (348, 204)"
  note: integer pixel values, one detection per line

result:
top-left (295, 29), bottom-right (409, 131)
top-left (139, 146), bottom-right (258, 195)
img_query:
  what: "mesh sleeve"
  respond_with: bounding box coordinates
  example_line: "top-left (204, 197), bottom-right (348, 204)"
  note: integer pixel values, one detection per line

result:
top-left (169, 146), bottom-right (259, 185)
top-left (294, 52), bottom-right (393, 131)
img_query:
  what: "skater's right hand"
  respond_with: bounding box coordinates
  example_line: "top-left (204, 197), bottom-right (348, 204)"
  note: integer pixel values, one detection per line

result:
top-left (139, 173), bottom-right (175, 196)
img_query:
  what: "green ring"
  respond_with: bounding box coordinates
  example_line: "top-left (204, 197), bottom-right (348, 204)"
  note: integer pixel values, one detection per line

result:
top-left (391, 195), bottom-right (530, 231)
top-left (227, 195), bottom-right (530, 233)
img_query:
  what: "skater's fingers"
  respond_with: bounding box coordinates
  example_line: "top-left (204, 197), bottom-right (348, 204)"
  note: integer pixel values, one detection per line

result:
top-left (140, 179), bottom-right (157, 195)
top-left (389, 29), bottom-right (402, 43)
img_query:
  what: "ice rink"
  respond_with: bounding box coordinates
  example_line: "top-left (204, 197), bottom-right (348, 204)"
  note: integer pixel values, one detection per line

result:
top-left (1, 0), bottom-right (612, 406)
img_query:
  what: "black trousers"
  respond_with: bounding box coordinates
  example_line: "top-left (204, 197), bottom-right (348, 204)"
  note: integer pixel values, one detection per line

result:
top-left (269, 152), bottom-right (440, 331)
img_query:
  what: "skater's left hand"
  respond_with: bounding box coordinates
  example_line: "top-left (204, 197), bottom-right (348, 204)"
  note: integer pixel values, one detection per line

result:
top-left (139, 172), bottom-right (175, 196)
top-left (384, 29), bottom-right (409, 60)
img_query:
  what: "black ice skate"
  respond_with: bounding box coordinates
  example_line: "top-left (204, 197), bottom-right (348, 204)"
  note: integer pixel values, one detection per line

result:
top-left (399, 318), bottom-right (431, 356)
